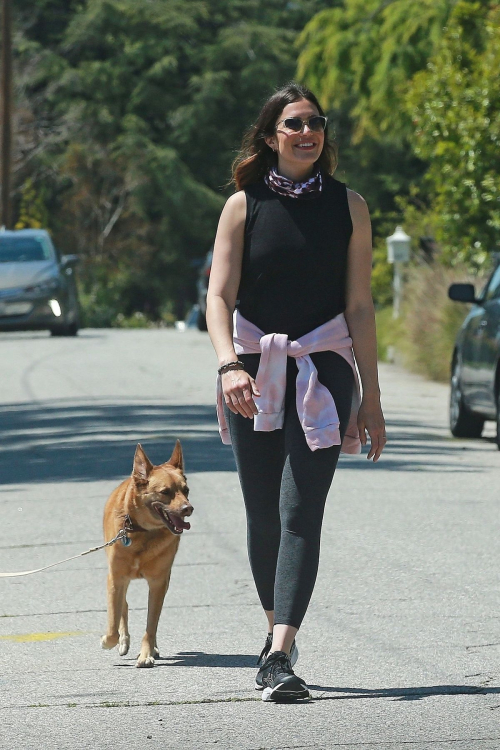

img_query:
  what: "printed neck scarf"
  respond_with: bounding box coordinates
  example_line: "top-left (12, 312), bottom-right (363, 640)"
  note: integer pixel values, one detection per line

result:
top-left (265, 166), bottom-right (322, 198)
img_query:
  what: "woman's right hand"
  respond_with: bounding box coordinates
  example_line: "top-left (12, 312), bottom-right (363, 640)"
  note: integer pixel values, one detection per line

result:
top-left (222, 368), bottom-right (260, 418)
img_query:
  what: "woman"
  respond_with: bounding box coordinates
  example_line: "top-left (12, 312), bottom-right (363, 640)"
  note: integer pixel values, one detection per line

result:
top-left (206, 82), bottom-right (386, 702)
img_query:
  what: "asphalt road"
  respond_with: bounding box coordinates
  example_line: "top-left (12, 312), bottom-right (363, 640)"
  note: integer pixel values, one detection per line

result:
top-left (0, 328), bottom-right (499, 750)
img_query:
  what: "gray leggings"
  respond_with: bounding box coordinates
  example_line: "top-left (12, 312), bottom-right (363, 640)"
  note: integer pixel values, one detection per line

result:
top-left (223, 350), bottom-right (354, 629)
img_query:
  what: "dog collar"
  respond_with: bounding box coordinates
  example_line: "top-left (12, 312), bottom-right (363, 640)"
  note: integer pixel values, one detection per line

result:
top-left (123, 514), bottom-right (148, 533)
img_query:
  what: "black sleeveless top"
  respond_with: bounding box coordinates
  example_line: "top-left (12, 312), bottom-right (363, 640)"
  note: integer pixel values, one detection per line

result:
top-left (236, 174), bottom-right (353, 341)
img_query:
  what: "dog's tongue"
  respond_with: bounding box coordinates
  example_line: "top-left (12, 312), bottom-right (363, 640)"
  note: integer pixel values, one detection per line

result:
top-left (171, 514), bottom-right (190, 531)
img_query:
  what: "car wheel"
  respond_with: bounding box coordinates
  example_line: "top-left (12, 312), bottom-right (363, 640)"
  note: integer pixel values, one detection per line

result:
top-left (449, 359), bottom-right (484, 438)
top-left (50, 321), bottom-right (79, 337)
top-left (197, 309), bottom-right (207, 331)
top-left (496, 388), bottom-right (500, 451)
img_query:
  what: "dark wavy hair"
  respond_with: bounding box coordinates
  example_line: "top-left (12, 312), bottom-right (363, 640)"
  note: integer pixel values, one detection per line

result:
top-left (231, 82), bottom-right (337, 190)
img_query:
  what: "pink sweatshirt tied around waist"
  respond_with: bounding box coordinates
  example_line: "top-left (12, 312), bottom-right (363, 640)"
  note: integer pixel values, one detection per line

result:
top-left (216, 310), bottom-right (362, 453)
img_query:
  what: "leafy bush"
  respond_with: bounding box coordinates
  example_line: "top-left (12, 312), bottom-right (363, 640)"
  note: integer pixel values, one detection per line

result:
top-left (78, 286), bottom-right (120, 328)
top-left (112, 312), bottom-right (151, 329)
top-left (371, 238), bottom-right (394, 308)
top-left (375, 306), bottom-right (405, 363)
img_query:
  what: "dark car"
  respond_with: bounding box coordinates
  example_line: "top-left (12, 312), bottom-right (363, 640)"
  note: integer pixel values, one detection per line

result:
top-left (196, 248), bottom-right (213, 331)
top-left (448, 261), bottom-right (500, 448)
top-left (0, 228), bottom-right (80, 336)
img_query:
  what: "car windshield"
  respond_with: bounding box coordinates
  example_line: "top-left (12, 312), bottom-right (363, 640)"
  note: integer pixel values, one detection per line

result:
top-left (0, 236), bottom-right (53, 263)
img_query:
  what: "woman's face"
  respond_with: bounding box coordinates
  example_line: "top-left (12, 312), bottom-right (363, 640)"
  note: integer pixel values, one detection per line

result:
top-left (266, 98), bottom-right (325, 171)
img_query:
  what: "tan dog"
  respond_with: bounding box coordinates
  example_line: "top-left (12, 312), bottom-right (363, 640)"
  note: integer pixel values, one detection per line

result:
top-left (101, 441), bottom-right (192, 667)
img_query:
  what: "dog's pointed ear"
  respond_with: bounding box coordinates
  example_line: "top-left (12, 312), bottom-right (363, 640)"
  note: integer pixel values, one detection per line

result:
top-left (167, 439), bottom-right (184, 472)
top-left (132, 443), bottom-right (154, 485)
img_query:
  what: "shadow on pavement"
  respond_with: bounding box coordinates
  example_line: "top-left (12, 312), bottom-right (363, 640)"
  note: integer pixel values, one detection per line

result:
top-left (0, 399), bottom-right (488, 485)
top-left (115, 651), bottom-right (258, 668)
top-left (308, 683), bottom-right (500, 701)
top-left (0, 331), bottom-right (107, 341)
top-left (111, 653), bottom-right (500, 703)
top-left (0, 399), bottom-right (236, 484)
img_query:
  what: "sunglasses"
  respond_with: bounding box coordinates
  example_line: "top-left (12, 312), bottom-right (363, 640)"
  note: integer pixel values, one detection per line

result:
top-left (276, 115), bottom-right (327, 133)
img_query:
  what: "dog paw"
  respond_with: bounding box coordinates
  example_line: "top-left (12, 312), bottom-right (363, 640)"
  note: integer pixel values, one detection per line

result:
top-left (118, 635), bottom-right (130, 656)
top-left (136, 655), bottom-right (155, 668)
top-left (101, 634), bottom-right (119, 650)
top-left (153, 646), bottom-right (160, 659)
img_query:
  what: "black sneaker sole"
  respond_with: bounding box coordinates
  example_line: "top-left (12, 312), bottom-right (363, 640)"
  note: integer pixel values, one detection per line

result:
top-left (262, 685), bottom-right (310, 702)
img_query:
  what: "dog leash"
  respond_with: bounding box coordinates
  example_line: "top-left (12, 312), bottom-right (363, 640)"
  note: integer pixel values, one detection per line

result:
top-left (0, 521), bottom-right (133, 579)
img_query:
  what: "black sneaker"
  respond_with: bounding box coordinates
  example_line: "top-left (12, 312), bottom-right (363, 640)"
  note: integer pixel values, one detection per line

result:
top-left (255, 650), bottom-right (310, 702)
top-left (256, 634), bottom-right (298, 667)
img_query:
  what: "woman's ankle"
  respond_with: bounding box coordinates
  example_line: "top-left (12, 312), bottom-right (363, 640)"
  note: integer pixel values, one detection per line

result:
top-left (264, 609), bottom-right (274, 633)
top-left (271, 623), bottom-right (298, 655)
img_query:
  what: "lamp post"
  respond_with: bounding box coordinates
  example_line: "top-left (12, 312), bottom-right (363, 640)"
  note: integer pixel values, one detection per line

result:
top-left (387, 226), bottom-right (411, 319)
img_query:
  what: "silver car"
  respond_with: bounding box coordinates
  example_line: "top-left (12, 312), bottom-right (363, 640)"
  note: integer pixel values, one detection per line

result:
top-left (449, 260), bottom-right (500, 448)
top-left (0, 228), bottom-right (80, 336)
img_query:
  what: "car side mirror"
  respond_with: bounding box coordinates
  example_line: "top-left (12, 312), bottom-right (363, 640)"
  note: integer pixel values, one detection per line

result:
top-left (60, 254), bottom-right (80, 269)
top-left (448, 283), bottom-right (477, 303)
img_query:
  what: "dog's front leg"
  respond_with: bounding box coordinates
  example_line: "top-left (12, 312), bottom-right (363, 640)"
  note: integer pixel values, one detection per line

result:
top-left (119, 597), bottom-right (130, 656)
top-left (101, 574), bottom-right (129, 651)
top-left (136, 577), bottom-right (169, 667)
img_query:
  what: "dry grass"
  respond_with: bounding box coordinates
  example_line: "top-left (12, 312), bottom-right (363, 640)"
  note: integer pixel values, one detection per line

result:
top-left (376, 264), bottom-right (485, 382)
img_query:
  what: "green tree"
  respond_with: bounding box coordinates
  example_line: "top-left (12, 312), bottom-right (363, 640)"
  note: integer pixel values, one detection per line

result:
top-left (296, 0), bottom-right (449, 304)
top-left (14, 0), bottom-right (331, 322)
top-left (297, 0), bottom-right (454, 143)
top-left (406, 1), bottom-right (500, 267)
top-left (15, 178), bottom-right (49, 229)
top-left (297, 0), bottom-right (500, 297)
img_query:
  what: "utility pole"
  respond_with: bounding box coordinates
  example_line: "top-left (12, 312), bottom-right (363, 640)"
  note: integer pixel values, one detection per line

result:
top-left (1, 0), bottom-right (12, 228)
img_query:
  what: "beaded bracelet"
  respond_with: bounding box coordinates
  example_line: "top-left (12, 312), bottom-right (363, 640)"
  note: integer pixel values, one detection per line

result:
top-left (218, 360), bottom-right (245, 376)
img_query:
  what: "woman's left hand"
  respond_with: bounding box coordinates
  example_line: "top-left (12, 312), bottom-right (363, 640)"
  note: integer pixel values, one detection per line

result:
top-left (357, 395), bottom-right (386, 462)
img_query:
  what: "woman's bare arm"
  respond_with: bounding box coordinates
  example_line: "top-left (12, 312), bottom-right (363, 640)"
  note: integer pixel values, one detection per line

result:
top-left (344, 189), bottom-right (386, 461)
top-left (206, 191), bottom-right (260, 418)
top-left (206, 191), bottom-right (246, 364)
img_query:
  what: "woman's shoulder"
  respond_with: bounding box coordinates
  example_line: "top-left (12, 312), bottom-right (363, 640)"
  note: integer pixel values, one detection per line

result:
top-left (219, 190), bottom-right (247, 228)
top-left (323, 173), bottom-right (367, 208)
top-left (322, 174), bottom-right (369, 226)
top-left (225, 190), bottom-right (247, 208)
top-left (223, 181), bottom-right (268, 207)
top-left (345, 188), bottom-right (369, 216)
top-left (325, 173), bottom-right (368, 214)
top-left (222, 180), bottom-right (270, 227)
top-left (344, 188), bottom-right (370, 232)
